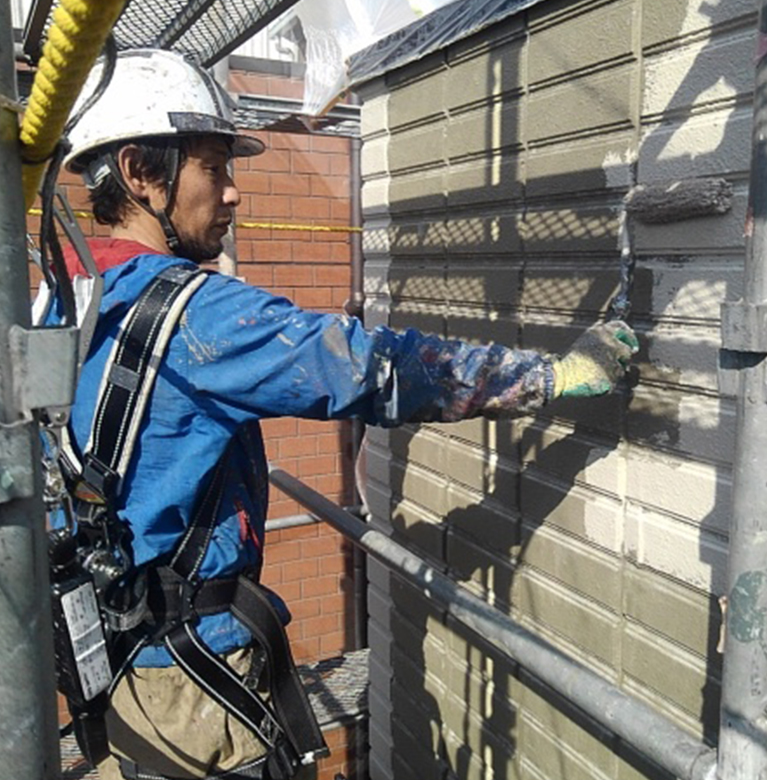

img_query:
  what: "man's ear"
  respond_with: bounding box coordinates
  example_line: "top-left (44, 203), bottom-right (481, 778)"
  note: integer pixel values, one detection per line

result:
top-left (116, 145), bottom-right (164, 208)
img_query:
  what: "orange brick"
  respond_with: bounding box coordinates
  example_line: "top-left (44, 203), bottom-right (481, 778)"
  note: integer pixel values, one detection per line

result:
top-left (295, 287), bottom-right (333, 309)
top-left (261, 415), bottom-right (297, 437)
top-left (293, 241), bottom-right (332, 262)
top-left (311, 135), bottom-right (349, 155)
top-left (291, 196), bottom-right (331, 220)
top-left (274, 264), bottom-right (314, 287)
top-left (319, 631), bottom-right (348, 657)
top-left (282, 557), bottom-right (318, 582)
top-left (306, 574), bottom-right (344, 599)
top-left (311, 175), bottom-right (350, 199)
top-left (304, 612), bottom-right (341, 636)
top-left (272, 172), bottom-right (311, 197)
top-left (265, 540), bottom-right (302, 564)
top-left (297, 455), bottom-right (336, 478)
top-left (289, 597), bottom-right (322, 621)
top-left (279, 523), bottom-right (320, 542)
top-left (315, 264), bottom-right (351, 286)
top-left (235, 170), bottom-right (271, 194)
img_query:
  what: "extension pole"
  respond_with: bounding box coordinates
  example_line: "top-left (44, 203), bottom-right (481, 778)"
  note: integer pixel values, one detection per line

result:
top-left (717, 3), bottom-right (767, 777)
top-left (0, 3), bottom-right (61, 779)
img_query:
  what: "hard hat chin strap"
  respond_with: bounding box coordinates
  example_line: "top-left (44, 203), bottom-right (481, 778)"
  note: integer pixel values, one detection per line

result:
top-left (104, 146), bottom-right (182, 254)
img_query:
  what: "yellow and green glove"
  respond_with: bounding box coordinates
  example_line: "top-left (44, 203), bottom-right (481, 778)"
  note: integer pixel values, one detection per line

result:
top-left (551, 320), bottom-right (639, 398)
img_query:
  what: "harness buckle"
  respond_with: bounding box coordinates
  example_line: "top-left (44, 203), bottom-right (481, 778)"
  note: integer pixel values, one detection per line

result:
top-left (81, 454), bottom-right (120, 503)
top-left (178, 577), bottom-right (202, 624)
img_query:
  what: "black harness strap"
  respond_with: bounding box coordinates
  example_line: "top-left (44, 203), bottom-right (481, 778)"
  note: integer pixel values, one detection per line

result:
top-left (158, 429), bottom-right (328, 772)
top-left (82, 264), bottom-right (206, 501)
top-left (230, 577), bottom-right (327, 760)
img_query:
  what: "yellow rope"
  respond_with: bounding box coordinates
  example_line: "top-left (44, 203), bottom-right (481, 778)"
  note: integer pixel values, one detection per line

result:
top-left (20, 0), bottom-right (128, 210)
top-left (238, 220), bottom-right (362, 234)
top-left (27, 208), bottom-right (363, 234)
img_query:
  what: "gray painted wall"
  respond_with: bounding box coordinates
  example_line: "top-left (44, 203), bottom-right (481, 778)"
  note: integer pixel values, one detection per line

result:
top-left (358, 0), bottom-right (753, 778)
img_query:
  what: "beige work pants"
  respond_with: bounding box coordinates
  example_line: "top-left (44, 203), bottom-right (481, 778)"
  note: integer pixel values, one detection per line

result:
top-left (97, 649), bottom-right (317, 780)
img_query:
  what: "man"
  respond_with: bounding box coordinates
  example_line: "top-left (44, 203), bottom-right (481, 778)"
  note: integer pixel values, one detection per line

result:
top-left (47, 48), bottom-right (638, 780)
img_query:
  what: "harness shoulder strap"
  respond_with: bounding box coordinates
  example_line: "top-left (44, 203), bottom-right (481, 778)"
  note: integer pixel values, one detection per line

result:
top-left (80, 264), bottom-right (207, 501)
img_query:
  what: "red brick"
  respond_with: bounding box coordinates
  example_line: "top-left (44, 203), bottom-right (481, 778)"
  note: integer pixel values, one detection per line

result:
top-left (331, 199), bottom-right (352, 221)
top-left (297, 455), bottom-right (336, 478)
top-left (268, 132), bottom-right (311, 152)
top-left (282, 558), bottom-right (318, 582)
top-left (294, 288), bottom-right (334, 310)
top-left (293, 242), bottom-right (332, 263)
top-left (274, 264), bottom-right (315, 287)
top-left (258, 148), bottom-right (291, 173)
top-left (289, 597), bottom-right (322, 621)
top-left (310, 175), bottom-right (350, 199)
top-left (261, 417), bottom-right (298, 437)
top-left (228, 72), bottom-right (269, 93)
top-left (291, 197), bottom-right (331, 220)
top-left (311, 135), bottom-right (349, 155)
top-left (238, 263), bottom-right (273, 288)
top-left (315, 264), bottom-right (351, 287)
top-left (265, 540), bottom-right (302, 564)
top-left (290, 636), bottom-right (319, 664)
top-left (319, 631), bottom-right (348, 657)
top-left (235, 170), bottom-right (271, 194)
top-left (319, 555), bottom-right (348, 576)
top-left (328, 154), bottom-right (352, 177)
top-left (258, 195), bottom-right (293, 219)
top-left (303, 612), bottom-right (341, 636)
top-left (330, 242), bottom-right (352, 262)
top-left (292, 153), bottom-right (332, 176)
top-left (279, 435), bottom-right (319, 458)
top-left (271, 172), bottom-right (311, 197)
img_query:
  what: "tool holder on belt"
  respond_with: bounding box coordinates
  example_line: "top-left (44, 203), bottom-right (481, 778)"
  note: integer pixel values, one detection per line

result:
top-left (55, 263), bottom-right (327, 779)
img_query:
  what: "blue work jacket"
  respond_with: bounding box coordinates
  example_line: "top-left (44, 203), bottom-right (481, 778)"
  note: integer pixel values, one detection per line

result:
top-left (50, 250), bottom-right (553, 666)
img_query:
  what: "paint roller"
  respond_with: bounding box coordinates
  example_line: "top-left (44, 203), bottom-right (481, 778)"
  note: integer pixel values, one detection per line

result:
top-left (608, 176), bottom-right (733, 319)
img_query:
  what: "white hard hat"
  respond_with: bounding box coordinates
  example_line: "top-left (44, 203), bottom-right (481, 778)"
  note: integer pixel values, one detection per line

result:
top-left (64, 48), bottom-right (264, 174)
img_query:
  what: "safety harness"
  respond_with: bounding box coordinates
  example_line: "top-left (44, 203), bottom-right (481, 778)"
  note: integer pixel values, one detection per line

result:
top-left (49, 263), bottom-right (327, 780)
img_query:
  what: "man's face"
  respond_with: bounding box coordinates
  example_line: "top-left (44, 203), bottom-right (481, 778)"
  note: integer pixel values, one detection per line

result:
top-left (169, 136), bottom-right (240, 262)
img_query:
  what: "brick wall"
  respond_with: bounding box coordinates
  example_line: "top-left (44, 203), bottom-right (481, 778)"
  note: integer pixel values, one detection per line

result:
top-left (226, 64), bottom-right (358, 666)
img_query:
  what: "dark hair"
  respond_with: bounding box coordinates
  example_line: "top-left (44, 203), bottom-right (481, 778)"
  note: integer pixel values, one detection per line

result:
top-left (89, 138), bottom-right (188, 226)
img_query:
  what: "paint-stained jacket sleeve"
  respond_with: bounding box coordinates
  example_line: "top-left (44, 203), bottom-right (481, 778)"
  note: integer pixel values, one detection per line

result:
top-left (183, 274), bottom-right (554, 426)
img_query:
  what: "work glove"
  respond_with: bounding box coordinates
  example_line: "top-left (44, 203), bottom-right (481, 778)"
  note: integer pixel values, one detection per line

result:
top-left (551, 320), bottom-right (638, 398)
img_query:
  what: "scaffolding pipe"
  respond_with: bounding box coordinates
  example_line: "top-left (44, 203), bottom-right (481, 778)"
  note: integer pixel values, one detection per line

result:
top-left (269, 466), bottom-right (717, 780)
top-left (0, 2), bottom-right (61, 777)
top-left (716, 2), bottom-right (767, 777)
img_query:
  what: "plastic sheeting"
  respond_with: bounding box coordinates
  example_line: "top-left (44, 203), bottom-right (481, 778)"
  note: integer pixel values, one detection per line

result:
top-left (296, 0), bottom-right (421, 115)
top-left (297, 0), bottom-right (547, 115)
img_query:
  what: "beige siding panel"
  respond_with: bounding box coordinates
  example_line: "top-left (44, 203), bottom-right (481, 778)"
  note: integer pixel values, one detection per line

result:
top-left (623, 565), bottom-right (721, 658)
top-left (513, 569), bottom-right (621, 667)
top-left (527, 66), bottom-right (636, 142)
top-left (641, 0), bottom-right (756, 50)
top-left (527, 131), bottom-right (636, 197)
top-left (624, 503), bottom-right (729, 593)
top-left (637, 109), bottom-right (752, 183)
top-left (643, 30), bottom-right (754, 118)
top-left (624, 449), bottom-right (731, 533)
top-left (528, 0), bottom-right (636, 85)
top-left (519, 523), bottom-right (622, 610)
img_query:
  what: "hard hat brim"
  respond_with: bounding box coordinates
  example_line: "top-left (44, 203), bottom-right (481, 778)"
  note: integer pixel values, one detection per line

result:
top-left (232, 134), bottom-right (266, 158)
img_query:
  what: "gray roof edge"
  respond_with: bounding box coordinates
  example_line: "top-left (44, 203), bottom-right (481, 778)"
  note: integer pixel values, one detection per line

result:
top-left (348, 0), bottom-right (546, 90)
